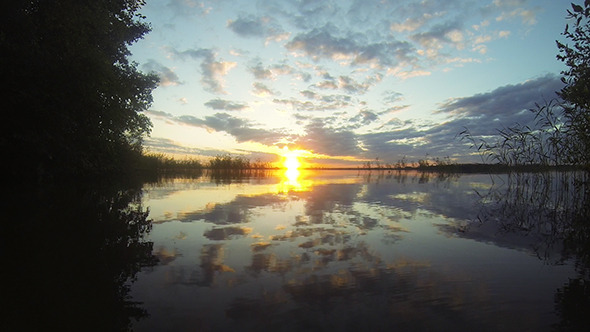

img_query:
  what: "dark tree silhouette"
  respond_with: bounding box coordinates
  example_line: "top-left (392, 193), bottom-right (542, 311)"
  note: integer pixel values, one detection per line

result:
top-left (1, 0), bottom-right (158, 179)
top-left (556, 1), bottom-right (590, 165)
top-left (558, 1), bottom-right (590, 110)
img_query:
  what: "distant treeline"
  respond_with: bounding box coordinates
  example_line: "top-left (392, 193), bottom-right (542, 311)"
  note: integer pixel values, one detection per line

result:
top-left (138, 153), bottom-right (276, 171)
top-left (355, 156), bottom-right (582, 173)
top-left (139, 153), bottom-right (584, 174)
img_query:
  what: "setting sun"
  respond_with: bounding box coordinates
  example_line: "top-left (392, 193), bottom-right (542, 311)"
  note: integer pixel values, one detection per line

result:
top-left (281, 148), bottom-right (303, 170)
top-left (283, 155), bottom-right (300, 170)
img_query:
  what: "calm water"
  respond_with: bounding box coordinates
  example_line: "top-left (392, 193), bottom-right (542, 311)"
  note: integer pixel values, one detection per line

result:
top-left (129, 170), bottom-right (589, 331)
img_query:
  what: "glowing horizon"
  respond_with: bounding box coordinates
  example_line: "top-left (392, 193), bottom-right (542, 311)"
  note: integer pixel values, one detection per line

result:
top-left (131, 0), bottom-right (568, 168)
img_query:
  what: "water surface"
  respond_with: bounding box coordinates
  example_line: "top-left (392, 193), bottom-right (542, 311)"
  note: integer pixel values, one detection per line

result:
top-left (131, 170), bottom-right (588, 331)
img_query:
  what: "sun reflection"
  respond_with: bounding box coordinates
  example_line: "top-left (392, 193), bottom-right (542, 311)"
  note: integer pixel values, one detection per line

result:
top-left (277, 148), bottom-right (317, 192)
top-left (285, 167), bottom-right (300, 185)
top-left (280, 165), bottom-right (316, 192)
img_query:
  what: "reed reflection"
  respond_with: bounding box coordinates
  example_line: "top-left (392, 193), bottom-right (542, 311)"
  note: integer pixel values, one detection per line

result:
top-left (461, 171), bottom-right (590, 331)
top-left (467, 172), bottom-right (589, 265)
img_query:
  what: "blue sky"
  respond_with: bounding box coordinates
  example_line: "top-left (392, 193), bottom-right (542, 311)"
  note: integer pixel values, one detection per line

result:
top-left (130, 0), bottom-right (569, 167)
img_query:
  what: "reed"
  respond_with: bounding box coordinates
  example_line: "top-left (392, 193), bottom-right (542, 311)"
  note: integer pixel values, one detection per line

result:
top-left (458, 99), bottom-right (588, 168)
top-left (139, 153), bottom-right (276, 172)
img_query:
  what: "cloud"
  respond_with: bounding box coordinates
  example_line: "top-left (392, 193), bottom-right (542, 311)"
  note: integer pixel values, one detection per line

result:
top-left (145, 72), bottom-right (564, 163)
top-left (371, 74), bottom-right (565, 160)
top-left (310, 74), bottom-right (382, 95)
top-left (251, 0), bottom-right (543, 75)
top-left (339, 74), bottom-right (381, 94)
top-left (167, 47), bottom-right (236, 94)
top-left (355, 120), bottom-right (488, 163)
top-left (177, 113), bottom-right (286, 145)
top-left (293, 74), bottom-right (567, 161)
top-left (285, 24), bottom-right (416, 68)
top-left (382, 91), bottom-right (404, 104)
top-left (249, 62), bottom-right (273, 80)
top-left (410, 20), bottom-right (466, 56)
top-left (252, 82), bottom-right (278, 97)
top-left (227, 15), bottom-right (289, 44)
top-left (143, 137), bottom-right (227, 157)
top-left (146, 109), bottom-right (286, 146)
top-left (391, 13), bottom-right (438, 33)
top-left (166, 0), bottom-right (212, 17)
top-left (341, 74), bottom-right (566, 163)
top-left (205, 99), bottom-right (249, 111)
top-left (366, 75), bottom-right (562, 160)
top-left (436, 74), bottom-right (563, 121)
top-left (293, 118), bottom-right (362, 156)
top-left (293, 108), bottom-right (380, 133)
top-left (248, 61), bottom-right (311, 82)
top-left (351, 110), bottom-right (379, 126)
top-left (379, 105), bottom-right (411, 115)
top-left (315, 80), bottom-right (338, 90)
top-left (227, 16), bottom-right (266, 37)
top-left (142, 0), bottom-right (560, 164)
top-left (141, 59), bottom-right (182, 87)
top-left (360, 126), bottom-right (424, 152)
top-left (202, 60), bottom-right (237, 94)
top-left (273, 98), bottom-right (319, 112)
top-left (497, 8), bottom-right (538, 25)
top-left (274, 93), bottom-right (352, 112)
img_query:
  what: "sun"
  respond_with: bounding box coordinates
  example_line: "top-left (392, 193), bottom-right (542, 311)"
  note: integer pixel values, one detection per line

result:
top-left (284, 155), bottom-right (301, 170)
top-left (281, 148), bottom-right (302, 170)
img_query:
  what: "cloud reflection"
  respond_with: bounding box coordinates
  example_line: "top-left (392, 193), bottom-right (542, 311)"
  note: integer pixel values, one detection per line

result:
top-left (135, 171), bottom-right (580, 330)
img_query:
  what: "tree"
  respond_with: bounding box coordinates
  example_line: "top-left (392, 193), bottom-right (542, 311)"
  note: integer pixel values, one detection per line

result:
top-left (558, 1), bottom-right (590, 109)
top-left (556, 1), bottom-right (590, 164)
top-left (1, 0), bottom-right (158, 178)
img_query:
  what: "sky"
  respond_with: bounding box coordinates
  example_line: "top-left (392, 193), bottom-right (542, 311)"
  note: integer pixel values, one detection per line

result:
top-left (129, 0), bottom-right (571, 167)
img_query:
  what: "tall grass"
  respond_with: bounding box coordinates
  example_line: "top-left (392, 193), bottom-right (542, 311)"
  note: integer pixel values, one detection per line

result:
top-left (458, 99), bottom-right (587, 168)
top-left (139, 153), bottom-right (275, 172)
top-left (208, 154), bottom-right (275, 170)
top-left (138, 153), bottom-right (204, 171)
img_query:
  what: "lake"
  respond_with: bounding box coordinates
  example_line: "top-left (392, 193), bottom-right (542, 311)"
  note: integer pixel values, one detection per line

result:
top-left (128, 170), bottom-right (589, 331)
top-left (6, 170), bottom-right (587, 331)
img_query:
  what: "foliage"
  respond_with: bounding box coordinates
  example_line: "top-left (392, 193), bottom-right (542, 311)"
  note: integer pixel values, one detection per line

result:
top-left (1, 0), bottom-right (158, 178)
top-left (557, 1), bottom-right (590, 110)
top-left (556, 1), bottom-right (590, 165)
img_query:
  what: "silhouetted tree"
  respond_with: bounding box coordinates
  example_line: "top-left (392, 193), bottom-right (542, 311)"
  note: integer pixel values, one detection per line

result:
top-left (1, 0), bottom-right (158, 179)
top-left (556, 1), bottom-right (590, 165)
top-left (558, 1), bottom-right (590, 110)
